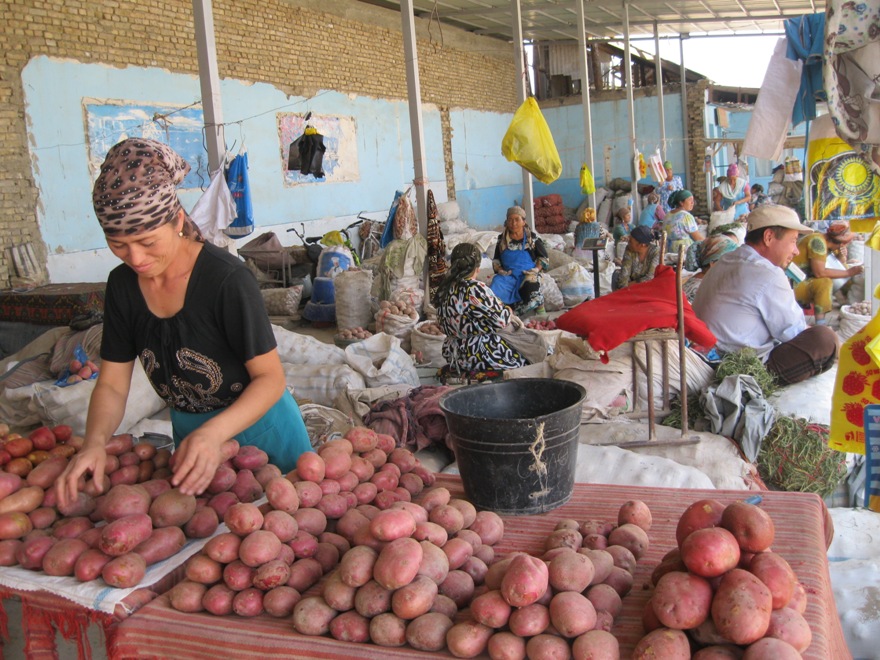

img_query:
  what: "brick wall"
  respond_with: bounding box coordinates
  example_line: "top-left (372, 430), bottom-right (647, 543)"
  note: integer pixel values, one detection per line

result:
top-left (684, 80), bottom-right (711, 217)
top-left (0, 0), bottom-right (517, 287)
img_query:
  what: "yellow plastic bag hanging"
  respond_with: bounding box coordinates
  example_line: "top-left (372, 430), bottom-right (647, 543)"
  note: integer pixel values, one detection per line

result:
top-left (638, 152), bottom-right (647, 179)
top-left (828, 284), bottom-right (880, 454)
top-left (501, 98), bottom-right (562, 184)
top-left (580, 164), bottom-right (595, 195)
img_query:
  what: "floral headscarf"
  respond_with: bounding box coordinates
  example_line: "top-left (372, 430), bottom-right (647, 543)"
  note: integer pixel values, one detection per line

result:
top-left (685, 234), bottom-right (739, 271)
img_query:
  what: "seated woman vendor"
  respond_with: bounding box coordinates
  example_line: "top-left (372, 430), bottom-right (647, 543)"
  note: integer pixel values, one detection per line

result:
top-left (612, 225), bottom-right (661, 291)
top-left (489, 206), bottom-right (550, 316)
top-left (682, 233), bottom-right (739, 303)
top-left (56, 138), bottom-right (312, 508)
top-left (435, 242), bottom-right (527, 373)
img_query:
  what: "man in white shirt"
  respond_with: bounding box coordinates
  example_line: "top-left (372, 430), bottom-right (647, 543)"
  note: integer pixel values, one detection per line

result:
top-left (693, 205), bottom-right (839, 384)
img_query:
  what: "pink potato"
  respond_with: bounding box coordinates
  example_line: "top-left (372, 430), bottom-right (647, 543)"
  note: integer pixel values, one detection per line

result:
top-left (390, 574), bottom-right (438, 620)
top-left (369, 612), bottom-right (407, 647)
top-left (255, 464), bottom-right (283, 489)
top-left (232, 445), bottom-right (269, 471)
top-left (328, 610), bottom-right (370, 643)
top-left (508, 602), bottom-right (550, 637)
top-left (322, 570), bottom-right (357, 611)
top-left (681, 527), bottom-right (742, 578)
top-left (232, 587), bottom-right (264, 617)
top-left (0, 539), bottom-right (22, 566)
top-left (765, 606), bottom-right (812, 652)
top-left (183, 505), bottom-right (219, 539)
top-left (203, 531), bottom-right (242, 564)
top-left (632, 628), bottom-right (691, 659)
top-left (239, 530), bottom-right (282, 568)
top-left (109, 465), bottom-right (140, 488)
top-left (417, 486), bottom-right (451, 512)
top-left (319, 531), bottom-right (351, 556)
top-left (289, 530), bottom-right (319, 558)
top-left (581, 533), bottom-right (608, 550)
top-left (0, 511), bottom-right (33, 540)
top-left (185, 553), bottom-right (224, 584)
top-left (25, 456), bottom-right (68, 490)
top-left (231, 469), bottom-right (263, 504)
top-left (138, 478), bottom-right (171, 499)
top-left (652, 570), bottom-right (713, 629)
top-left (354, 579), bottom-right (393, 618)
top-left (545, 527), bottom-right (583, 553)
top-left (404, 612), bottom-right (453, 652)
top-left (99, 513), bottom-right (153, 557)
top-left (413, 521), bottom-right (448, 546)
top-left (207, 491), bottom-right (239, 519)
top-left (206, 466), bottom-right (236, 495)
top-left (549, 550), bottom-right (595, 593)
top-left (73, 548), bottom-right (113, 582)
top-left (99, 484), bottom-right (151, 522)
top-left (53, 516), bottom-right (95, 540)
top-left (223, 560), bottom-right (255, 591)
top-left (42, 537), bottom-right (90, 576)
top-left (57, 492), bottom-right (96, 518)
top-left (446, 620), bottom-right (494, 658)
top-left (585, 583), bottom-right (622, 617)
top-left (618, 499), bottom-right (652, 531)
top-left (580, 548), bottom-right (614, 584)
top-left (749, 551), bottom-right (796, 609)
top-left (442, 537), bottom-right (474, 571)
top-left (132, 526), bottom-right (186, 565)
top-left (320, 448), bottom-right (353, 481)
top-left (550, 590), bottom-right (597, 638)
top-left (742, 637), bottom-right (802, 659)
top-left (350, 457), bottom-right (376, 484)
top-left (262, 510), bottom-right (298, 543)
top-left (501, 552), bottom-right (549, 607)
top-left (369, 508), bottom-right (416, 541)
top-left (265, 476), bottom-right (299, 514)
top-left (149, 489), bottom-right (197, 528)
top-left (373, 537), bottom-right (423, 590)
top-left (417, 540), bottom-right (450, 585)
top-left (293, 507), bottom-right (327, 536)
top-left (15, 534), bottom-right (56, 570)
top-left (223, 502), bottom-right (264, 536)
top-left (460, 555), bottom-right (488, 585)
top-left (339, 544), bottom-right (378, 587)
top-left (168, 580), bottom-right (207, 612)
top-left (787, 581), bottom-right (808, 614)
top-left (399, 472), bottom-right (424, 496)
top-left (720, 502), bottom-right (775, 553)
top-left (711, 568), bottom-right (773, 645)
top-left (0, 472), bottom-right (23, 500)
top-left (439, 569), bottom-right (475, 609)
top-left (693, 646), bottom-right (745, 659)
top-left (572, 629), bottom-right (620, 659)
top-left (102, 552), bottom-right (147, 588)
top-left (650, 547), bottom-right (687, 586)
top-left (345, 427), bottom-right (378, 452)
top-left (605, 544), bottom-right (637, 573)
top-left (470, 589), bottom-right (512, 629)
top-left (524, 634), bottom-right (571, 660)
top-left (607, 523), bottom-right (650, 560)
top-left (676, 498), bottom-right (726, 547)
top-left (202, 583), bottom-right (236, 616)
top-left (315, 493), bottom-right (350, 519)
top-left (286, 557), bottom-right (323, 592)
top-left (603, 565), bottom-right (634, 597)
top-left (487, 631), bottom-right (527, 660)
top-left (262, 585), bottom-right (301, 618)
top-left (473, 543), bottom-right (495, 565)
top-left (253, 559), bottom-right (291, 590)
top-left (296, 452), bottom-right (326, 483)
top-left (313, 541), bottom-right (340, 573)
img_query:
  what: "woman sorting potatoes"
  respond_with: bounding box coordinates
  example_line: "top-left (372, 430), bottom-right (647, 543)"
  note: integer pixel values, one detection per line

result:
top-left (435, 242), bottom-right (528, 374)
top-left (56, 139), bottom-right (311, 507)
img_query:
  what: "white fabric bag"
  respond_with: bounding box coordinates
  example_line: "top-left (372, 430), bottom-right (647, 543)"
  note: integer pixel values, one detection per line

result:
top-left (190, 168), bottom-right (237, 248)
top-left (344, 333), bottom-right (420, 387)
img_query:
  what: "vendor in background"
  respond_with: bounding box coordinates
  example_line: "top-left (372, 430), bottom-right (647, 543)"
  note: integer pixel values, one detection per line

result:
top-left (612, 225), bottom-right (661, 291)
top-left (56, 138), bottom-right (311, 508)
top-left (435, 242), bottom-right (527, 373)
top-left (639, 192), bottom-right (663, 229)
top-left (682, 234), bottom-right (739, 303)
top-left (663, 189), bottom-right (705, 254)
top-left (612, 207), bottom-right (633, 260)
top-left (693, 206), bottom-right (839, 384)
top-left (749, 183), bottom-right (771, 211)
top-left (713, 163), bottom-right (751, 220)
top-left (791, 220), bottom-right (864, 325)
top-left (657, 160), bottom-right (684, 212)
top-left (489, 206), bottom-right (549, 316)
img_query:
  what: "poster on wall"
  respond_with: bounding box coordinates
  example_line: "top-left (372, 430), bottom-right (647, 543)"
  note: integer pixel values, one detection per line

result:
top-left (805, 114), bottom-right (880, 232)
top-left (84, 99), bottom-right (208, 190)
top-left (277, 113), bottom-right (359, 186)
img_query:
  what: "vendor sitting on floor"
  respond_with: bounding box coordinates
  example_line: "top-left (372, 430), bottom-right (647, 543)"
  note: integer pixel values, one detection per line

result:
top-left (682, 233), bottom-right (739, 303)
top-left (489, 206), bottom-right (549, 316)
top-left (693, 206), bottom-right (839, 385)
top-left (435, 242), bottom-right (528, 374)
top-left (791, 220), bottom-right (864, 325)
top-left (611, 225), bottom-right (660, 291)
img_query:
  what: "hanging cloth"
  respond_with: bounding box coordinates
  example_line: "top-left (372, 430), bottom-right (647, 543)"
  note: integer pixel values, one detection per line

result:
top-left (785, 13), bottom-right (826, 126)
top-left (287, 126), bottom-right (326, 178)
top-left (425, 190), bottom-right (447, 304)
top-left (190, 167), bottom-right (237, 247)
top-left (225, 152), bottom-right (255, 238)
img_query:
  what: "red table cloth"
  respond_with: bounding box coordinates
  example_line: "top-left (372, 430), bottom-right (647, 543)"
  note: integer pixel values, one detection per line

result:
top-left (112, 475), bottom-right (850, 659)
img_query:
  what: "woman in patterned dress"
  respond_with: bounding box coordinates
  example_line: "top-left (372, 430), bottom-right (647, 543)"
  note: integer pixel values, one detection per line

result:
top-left (435, 242), bottom-right (527, 373)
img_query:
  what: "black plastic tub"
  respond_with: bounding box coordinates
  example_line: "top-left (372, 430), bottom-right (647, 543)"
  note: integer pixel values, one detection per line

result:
top-left (439, 378), bottom-right (586, 515)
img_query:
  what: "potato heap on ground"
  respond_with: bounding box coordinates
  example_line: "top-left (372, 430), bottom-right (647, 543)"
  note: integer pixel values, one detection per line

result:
top-left (636, 499), bottom-right (811, 659)
top-left (377, 299), bottom-right (419, 320)
top-left (416, 321), bottom-right (444, 337)
top-left (433, 499), bottom-right (652, 659)
top-left (0, 430), bottom-right (272, 590)
top-left (336, 327), bottom-right (373, 341)
top-left (168, 427), bottom-right (489, 625)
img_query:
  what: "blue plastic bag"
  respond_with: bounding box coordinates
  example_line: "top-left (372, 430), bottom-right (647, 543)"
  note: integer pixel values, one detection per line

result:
top-left (225, 153), bottom-right (255, 238)
top-left (380, 191), bottom-right (404, 248)
top-left (54, 344), bottom-right (99, 387)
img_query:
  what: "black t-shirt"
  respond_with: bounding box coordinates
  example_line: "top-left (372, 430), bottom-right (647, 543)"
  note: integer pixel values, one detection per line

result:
top-left (101, 242), bottom-right (276, 413)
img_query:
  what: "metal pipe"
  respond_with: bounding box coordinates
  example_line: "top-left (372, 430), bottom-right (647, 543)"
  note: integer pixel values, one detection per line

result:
top-left (511, 0), bottom-right (535, 231)
top-left (576, 0), bottom-right (596, 206)
top-left (401, 0), bottom-right (429, 235)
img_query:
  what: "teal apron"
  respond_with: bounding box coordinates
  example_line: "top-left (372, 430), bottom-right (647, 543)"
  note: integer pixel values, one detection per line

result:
top-left (170, 390), bottom-right (311, 474)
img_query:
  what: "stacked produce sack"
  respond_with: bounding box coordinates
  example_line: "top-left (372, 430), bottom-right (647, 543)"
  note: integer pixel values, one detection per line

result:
top-left (534, 194), bottom-right (567, 234)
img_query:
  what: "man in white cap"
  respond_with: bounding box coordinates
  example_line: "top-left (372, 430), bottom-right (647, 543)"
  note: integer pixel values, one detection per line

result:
top-left (693, 206), bottom-right (839, 384)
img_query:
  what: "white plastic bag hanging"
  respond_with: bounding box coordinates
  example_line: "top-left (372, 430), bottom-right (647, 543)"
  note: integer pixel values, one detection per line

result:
top-left (190, 168), bottom-right (237, 247)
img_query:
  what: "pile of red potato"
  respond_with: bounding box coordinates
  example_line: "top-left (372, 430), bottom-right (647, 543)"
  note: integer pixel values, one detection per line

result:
top-left (524, 318), bottom-right (557, 331)
top-left (638, 499), bottom-right (810, 659)
top-left (0, 424), bottom-right (277, 590)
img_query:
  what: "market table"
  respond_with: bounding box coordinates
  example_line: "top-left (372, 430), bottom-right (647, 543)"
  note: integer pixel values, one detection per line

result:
top-left (112, 475), bottom-right (850, 659)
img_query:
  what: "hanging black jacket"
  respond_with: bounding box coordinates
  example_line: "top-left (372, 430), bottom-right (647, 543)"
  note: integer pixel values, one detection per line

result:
top-left (287, 130), bottom-right (326, 178)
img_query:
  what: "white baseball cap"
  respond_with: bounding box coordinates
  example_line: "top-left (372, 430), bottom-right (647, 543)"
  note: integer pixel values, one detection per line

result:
top-left (746, 205), bottom-right (812, 233)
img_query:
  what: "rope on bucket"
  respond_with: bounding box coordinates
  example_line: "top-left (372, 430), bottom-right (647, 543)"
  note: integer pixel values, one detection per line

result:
top-left (528, 421), bottom-right (550, 500)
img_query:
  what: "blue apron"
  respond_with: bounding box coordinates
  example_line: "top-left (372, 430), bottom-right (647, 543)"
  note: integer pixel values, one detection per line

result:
top-left (490, 247), bottom-right (536, 305)
top-left (169, 390), bottom-right (312, 474)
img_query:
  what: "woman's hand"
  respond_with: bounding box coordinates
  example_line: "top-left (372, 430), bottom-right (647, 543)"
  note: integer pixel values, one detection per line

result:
top-left (848, 264), bottom-right (864, 277)
top-left (171, 431), bottom-right (226, 496)
top-left (55, 444), bottom-right (107, 510)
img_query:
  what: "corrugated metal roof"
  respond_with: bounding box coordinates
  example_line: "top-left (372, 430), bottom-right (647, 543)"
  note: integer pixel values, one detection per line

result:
top-left (362, 0), bottom-right (821, 41)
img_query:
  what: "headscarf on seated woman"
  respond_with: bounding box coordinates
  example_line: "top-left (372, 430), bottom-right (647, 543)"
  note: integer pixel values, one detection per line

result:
top-left (435, 242), bottom-right (481, 306)
top-left (685, 233), bottom-right (739, 272)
